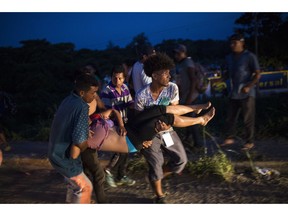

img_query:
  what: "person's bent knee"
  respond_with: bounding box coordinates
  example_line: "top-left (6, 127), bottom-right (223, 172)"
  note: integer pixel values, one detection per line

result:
top-left (170, 156), bottom-right (188, 174)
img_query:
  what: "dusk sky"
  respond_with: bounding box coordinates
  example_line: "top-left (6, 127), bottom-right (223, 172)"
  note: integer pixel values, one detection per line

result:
top-left (1, 12), bottom-right (244, 50)
top-left (1, 0), bottom-right (287, 51)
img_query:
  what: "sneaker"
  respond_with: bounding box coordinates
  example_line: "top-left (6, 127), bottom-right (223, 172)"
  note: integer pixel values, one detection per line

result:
top-left (115, 176), bottom-right (136, 186)
top-left (153, 195), bottom-right (166, 204)
top-left (105, 169), bottom-right (117, 188)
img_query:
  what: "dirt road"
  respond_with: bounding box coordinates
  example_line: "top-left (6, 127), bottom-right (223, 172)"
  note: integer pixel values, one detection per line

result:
top-left (0, 139), bottom-right (288, 204)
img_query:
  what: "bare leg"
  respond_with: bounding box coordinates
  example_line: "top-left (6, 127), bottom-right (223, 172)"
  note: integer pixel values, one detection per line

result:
top-left (166, 102), bottom-right (211, 116)
top-left (153, 180), bottom-right (164, 198)
top-left (153, 168), bottom-right (172, 199)
top-left (173, 107), bottom-right (215, 127)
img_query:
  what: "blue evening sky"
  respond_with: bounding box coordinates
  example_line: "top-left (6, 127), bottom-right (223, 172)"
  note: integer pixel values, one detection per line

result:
top-left (0, 12), bottom-right (243, 50)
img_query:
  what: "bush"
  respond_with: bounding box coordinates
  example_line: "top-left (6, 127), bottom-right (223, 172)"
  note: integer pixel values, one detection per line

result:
top-left (186, 152), bottom-right (234, 182)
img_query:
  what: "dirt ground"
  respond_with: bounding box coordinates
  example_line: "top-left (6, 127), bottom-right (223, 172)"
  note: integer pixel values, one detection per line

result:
top-left (0, 138), bottom-right (288, 204)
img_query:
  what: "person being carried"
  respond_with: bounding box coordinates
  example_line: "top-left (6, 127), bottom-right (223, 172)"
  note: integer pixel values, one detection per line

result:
top-left (87, 102), bottom-right (215, 153)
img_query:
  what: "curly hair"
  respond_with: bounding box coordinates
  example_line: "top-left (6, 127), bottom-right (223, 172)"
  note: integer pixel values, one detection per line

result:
top-left (143, 53), bottom-right (175, 77)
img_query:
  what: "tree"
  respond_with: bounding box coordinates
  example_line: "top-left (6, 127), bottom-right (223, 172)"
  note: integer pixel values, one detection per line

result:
top-left (125, 32), bottom-right (152, 57)
top-left (234, 13), bottom-right (287, 68)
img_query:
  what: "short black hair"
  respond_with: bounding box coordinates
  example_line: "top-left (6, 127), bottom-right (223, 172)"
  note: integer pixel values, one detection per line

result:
top-left (111, 64), bottom-right (126, 78)
top-left (138, 46), bottom-right (156, 60)
top-left (140, 46), bottom-right (155, 55)
top-left (143, 53), bottom-right (175, 77)
top-left (229, 33), bottom-right (245, 42)
top-left (74, 74), bottom-right (98, 93)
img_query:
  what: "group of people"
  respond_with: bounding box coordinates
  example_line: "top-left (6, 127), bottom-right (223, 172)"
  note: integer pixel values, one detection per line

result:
top-left (48, 33), bottom-right (261, 204)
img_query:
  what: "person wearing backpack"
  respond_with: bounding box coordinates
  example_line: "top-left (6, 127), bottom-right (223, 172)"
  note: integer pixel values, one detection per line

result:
top-left (173, 44), bottom-right (205, 152)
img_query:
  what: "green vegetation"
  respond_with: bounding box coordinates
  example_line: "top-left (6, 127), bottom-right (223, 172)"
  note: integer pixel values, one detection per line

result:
top-left (186, 152), bottom-right (235, 182)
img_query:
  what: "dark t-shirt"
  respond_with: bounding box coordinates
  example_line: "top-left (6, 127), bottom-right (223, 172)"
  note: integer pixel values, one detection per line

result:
top-left (126, 105), bottom-right (174, 150)
top-left (225, 50), bottom-right (260, 99)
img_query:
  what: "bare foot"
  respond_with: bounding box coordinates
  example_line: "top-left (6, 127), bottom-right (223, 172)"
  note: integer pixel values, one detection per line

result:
top-left (241, 143), bottom-right (254, 151)
top-left (220, 138), bottom-right (235, 146)
top-left (195, 102), bottom-right (211, 115)
top-left (201, 107), bottom-right (215, 126)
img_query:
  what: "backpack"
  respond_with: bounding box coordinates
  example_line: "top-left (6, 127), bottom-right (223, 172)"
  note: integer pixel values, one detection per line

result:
top-left (194, 63), bottom-right (210, 94)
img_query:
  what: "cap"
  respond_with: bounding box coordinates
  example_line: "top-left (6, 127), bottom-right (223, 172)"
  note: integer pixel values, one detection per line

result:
top-left (229, 34), bottom-right (245, 42)
top-left (173, 44), bottom-right (187, 53)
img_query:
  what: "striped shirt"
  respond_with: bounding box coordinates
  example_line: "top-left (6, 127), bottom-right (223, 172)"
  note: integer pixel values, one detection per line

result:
top-left (100, 82), bottom-right (134, 123)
